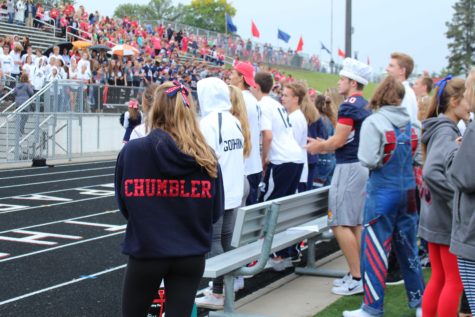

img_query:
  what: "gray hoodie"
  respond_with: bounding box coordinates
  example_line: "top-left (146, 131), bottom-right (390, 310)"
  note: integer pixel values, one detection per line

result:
top-left (418, 114), bottom-right (460, 245)
top-left (448, 120), bottom-right (475, 261)
top-left (358, 105), bottom-right (422, 170)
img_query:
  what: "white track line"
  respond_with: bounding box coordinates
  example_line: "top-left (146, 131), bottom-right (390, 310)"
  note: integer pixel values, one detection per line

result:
top-left (0, 174), bottom-right (114, 189)
top-left (0, 195), bottom-right (114, 215)
top-left (0, 166), bottom-right (114, 181)
top-left (0, 210), bottom-right (119, 235)
top-left (0, 264), bottom-right (127, 306)
top-left (0, 160), bottom-right (116, 173)
top-left (0, 183), bottom-right (113, 200)
top-left (0, 231), bottom-right (124, 263)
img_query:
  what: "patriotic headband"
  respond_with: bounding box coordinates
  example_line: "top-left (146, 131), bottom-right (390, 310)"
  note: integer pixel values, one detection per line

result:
top-left (165, 81), bottom-right (190, 108)
top-left (436, 75), bottom-right (452, 106)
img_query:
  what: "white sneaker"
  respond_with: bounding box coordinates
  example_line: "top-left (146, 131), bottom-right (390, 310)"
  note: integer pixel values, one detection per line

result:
top-left (332, 279), bottom-right (363, 296)
top-left (195, 293), bottom-right (224, 310)
top-left (333, 272), bottom-right (352, 287)
top-left (206, 277), bottom-right (245, 294)
top-left (416, 307), bottom-right (422, 317)
top-left (342, 308), bottom-right (374, 317)
top-left (265, 257), bottom-right (293, 272)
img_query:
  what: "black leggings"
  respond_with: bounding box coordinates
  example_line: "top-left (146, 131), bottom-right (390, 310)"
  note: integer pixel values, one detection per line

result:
top-left (122, 255), bottom-right (205, 317)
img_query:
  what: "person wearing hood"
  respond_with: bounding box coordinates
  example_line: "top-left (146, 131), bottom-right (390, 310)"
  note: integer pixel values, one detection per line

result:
top-left (418, 77), bottom-right (468, 317)
top-left (343, 76), bottom-right (424, 317)
top-left (115, 81), bottom-right (224, 317)
top-left (195, 77), bottom-right (244, 310)
top-left (448, 67), bottom-right (475, 313)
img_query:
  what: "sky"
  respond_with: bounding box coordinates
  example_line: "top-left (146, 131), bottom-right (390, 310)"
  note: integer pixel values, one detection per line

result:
top-left (76, 0), bottom-right (458, 75)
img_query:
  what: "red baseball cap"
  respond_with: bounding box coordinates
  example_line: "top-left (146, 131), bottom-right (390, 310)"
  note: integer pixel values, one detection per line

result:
top-left (234, 62), bottom-right (257, 88)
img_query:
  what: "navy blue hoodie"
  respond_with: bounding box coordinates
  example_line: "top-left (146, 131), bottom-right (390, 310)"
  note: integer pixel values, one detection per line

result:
top-left (115, 128), bottom-right (224, 259)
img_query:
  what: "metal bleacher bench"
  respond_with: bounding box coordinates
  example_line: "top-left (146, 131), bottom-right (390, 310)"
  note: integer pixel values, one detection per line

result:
top-left (203, 186), bottom-right (344, 317)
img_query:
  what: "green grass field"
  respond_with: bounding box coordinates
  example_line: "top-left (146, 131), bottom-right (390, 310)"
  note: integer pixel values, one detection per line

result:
top-left (314, 269), bottom-right (431, 317)
top-left (277, 66), bottom-right (377, 100)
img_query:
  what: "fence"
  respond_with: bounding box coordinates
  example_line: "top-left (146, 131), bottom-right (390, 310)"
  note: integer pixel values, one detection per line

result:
top-left (0, 112), bottom-right (123, 162)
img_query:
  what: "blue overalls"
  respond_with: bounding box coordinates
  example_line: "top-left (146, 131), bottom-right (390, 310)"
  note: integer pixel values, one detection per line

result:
top-left (360, 124), bottom-right (425, 316)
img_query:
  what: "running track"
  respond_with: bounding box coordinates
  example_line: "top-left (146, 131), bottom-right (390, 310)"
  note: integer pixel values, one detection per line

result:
top-left (0, 160), bottom-right (338, 317)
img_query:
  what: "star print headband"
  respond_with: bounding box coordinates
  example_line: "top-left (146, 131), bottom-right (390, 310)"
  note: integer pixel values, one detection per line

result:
top-left (165, 81), bottom-right (190, 108)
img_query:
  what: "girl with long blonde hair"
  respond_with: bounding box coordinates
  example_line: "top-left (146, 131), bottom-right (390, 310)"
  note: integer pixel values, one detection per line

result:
top-left (116, 81), bottom-right (223, 317)
top-left (228, 85), bottom-right (251, 158)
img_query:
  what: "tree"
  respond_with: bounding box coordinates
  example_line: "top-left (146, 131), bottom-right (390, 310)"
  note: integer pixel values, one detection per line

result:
top-left (181, 0), bottom-right (237, 33)
top-left (446, 0), bottom-right (475, 75)
top-left (113, 0), bottom-right (185, 21)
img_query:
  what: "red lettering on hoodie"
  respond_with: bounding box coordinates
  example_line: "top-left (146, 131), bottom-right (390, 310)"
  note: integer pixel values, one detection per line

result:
top-left (191, 180), bottom-right (201, 198)
top-left (169, 180), bottom-right (179, 197)
top-left (134, 179), bottom-right (145, 197)
top-left (124, 179), bottom-right (134, 197)
top-left (157, 180), bottom-right (168, 197)
top-left (201, 180), bottom-right (212, 198)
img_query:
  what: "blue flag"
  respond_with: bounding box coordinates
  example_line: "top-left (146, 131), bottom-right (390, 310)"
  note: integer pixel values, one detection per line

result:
top-left (226, 13), bottom-right (237, 33)
top-left (320, 42), bottom-right (331, 55)
top-left (277, 29), bottom-right (291, 43)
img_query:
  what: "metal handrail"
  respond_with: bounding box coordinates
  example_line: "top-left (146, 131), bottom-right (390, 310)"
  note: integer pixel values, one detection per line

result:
top-left (33, 17), bottom-right (58, 38)
top-left (0, 89), bottom-right (15, 105)
top-left (9, 114), bottom-right (54, 152)
top-left (1, 79), bottom-right (56, 114)
top-left (66, 26), bottom-right (117, 47)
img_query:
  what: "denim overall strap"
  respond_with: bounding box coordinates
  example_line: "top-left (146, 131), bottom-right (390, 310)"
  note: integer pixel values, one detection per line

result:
top-left (361, 123), bottom-right (424, 316)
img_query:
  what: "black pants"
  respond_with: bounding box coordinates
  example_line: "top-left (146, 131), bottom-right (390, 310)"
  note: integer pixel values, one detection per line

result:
top-left (245, 172), bottom-right (262, 206)
top-left (122, 255), bottom-right (205, 317)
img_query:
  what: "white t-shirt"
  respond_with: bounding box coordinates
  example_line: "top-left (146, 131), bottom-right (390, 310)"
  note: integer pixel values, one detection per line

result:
top-left (242, 90), bottom-right (262, 176)
top-left (288, 109), bottom-right (308, 183)
top-left (200, 111), bottom-right (244, 210)
top-left (401, 81), bottom-right (419, 124)
top-left (0, 54), bottom-right (14, 74)
top-left (259, 95), bottom-right (303, 164)
top-left (9, 51), bottom-right (21, 75)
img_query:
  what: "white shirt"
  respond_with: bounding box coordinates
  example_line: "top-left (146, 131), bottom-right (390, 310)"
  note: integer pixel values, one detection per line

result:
top-left (259, 95), bottom-right (303, 164)
top-left (401, 81), bottom-right (419, 124)
top-left (129, 123), bottom-right (148, 141)
top-left (242, 90), bottom-right (262, 176)
top-left (9, 51), bottom-right (21, 75)
top-left (288, 109), bottom-right (308, 183)
top-left (200, 111), bottom-right (244, 209)
top-left (0, 54), bottom-right (14, 74)
top-left (48, 53), bottom-right (65, 65)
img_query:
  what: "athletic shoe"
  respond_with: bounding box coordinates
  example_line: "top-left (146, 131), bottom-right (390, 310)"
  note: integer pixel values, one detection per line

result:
top-left (265, 257), bottom-right (293, 272)
top-left (195, 293), bottom-right (224, 310)
top-left (331, 279), bottom-right (363, 296)
top-left (342, 308), bottom-right (374, 317)
top-left (206, 277), bottom-right (244, 294)
top-left (416, 307), bottom-right (422, 317)
top-left (333, 272), bottom-right (352, 287)
top-left (386, 270), bottom-right (404, 285)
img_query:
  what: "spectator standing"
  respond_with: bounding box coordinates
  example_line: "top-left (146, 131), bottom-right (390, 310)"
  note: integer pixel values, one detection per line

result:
top-left (419, 77), bottom-right (467, 317)
top-left (25, 0), bottom-right (35, 27)
top-left (343, 75), bottom-right (424, 317)
top-left (448, 67), bottom-right (475, 314)
top-left (122, 99), bottom-right (142, 143)
top-left (6, 0), bottom-right (14, 24)
top-left (115, 81), bottom-right (223, 317)
top-left (306, 58), bottom-right (371, 296)
top-left (195, 77), bottom-right (244, 309)
top-left (228, 61), bottom-right (262, 205)
top-left (14, 73), bottom-right (34, 134)
top-left (14, 0), bottom-right (25, 25)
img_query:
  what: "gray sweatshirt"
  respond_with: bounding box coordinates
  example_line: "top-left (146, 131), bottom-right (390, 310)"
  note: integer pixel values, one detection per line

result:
top-left (448, 120), bottom-right (475, 261)
top-left (358, 105), bottom-right (422, 170)
top-left (418, 114), bottom-right (460, 245)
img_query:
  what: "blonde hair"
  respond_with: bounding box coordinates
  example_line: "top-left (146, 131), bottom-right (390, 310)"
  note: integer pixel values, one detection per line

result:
top-left (324, 87), bottom-right (344, 123)
top-left (228, 85), bottom-right (251, 158)
top-left (141, 83), bottom-right (159, 134)
top-left (465, 67), bottom-right (475, 112)
top-left (148, 82), bottom-right (218, 178)
top-left (285, 82), bottom-right (319, 124)
top-left (426, 77), bottom-right (465, 119)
